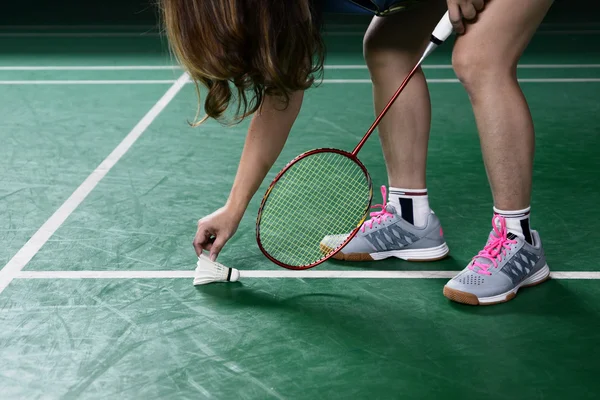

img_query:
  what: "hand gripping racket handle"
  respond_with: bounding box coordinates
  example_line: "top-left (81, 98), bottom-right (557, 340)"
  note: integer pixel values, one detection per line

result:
top-left (352, 11), bottom-right (454, 155)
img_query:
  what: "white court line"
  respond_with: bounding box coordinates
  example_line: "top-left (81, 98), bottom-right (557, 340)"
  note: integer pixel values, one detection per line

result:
top-left (0, 80), bottom-right (176, 85)
top-left (320, 78), bottom-right (600, 83)
top-left (1, 78), bottom-right (600, 85)
top-left (0, 73), bottom-right (189, 294)
top-left (14, 270), bottom-right (600, 280)
top-left (2, 64), bottom-right (600, 71)
top-left (324, 64), bottom-right (600, 70)
top-left (0, 66), bottom-right (180, 70)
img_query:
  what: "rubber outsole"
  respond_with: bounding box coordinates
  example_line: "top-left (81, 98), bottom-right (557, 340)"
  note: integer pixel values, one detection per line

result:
top-left (320, 243), bottom-right (449, 262)
top-left (443, 266), bottom-right (551, 306)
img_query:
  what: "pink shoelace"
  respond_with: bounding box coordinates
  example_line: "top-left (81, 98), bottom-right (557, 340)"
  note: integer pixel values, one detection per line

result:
top-left (469, 215), bottom-right (517, 276)
top-left (361, 186), bottom-right (394, 233)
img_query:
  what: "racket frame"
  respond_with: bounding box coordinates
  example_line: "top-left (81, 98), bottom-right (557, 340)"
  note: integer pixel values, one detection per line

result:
top-left (255, 12), bottom-right (453, 270)
top-left (255, 148), bottom-right (373, 270)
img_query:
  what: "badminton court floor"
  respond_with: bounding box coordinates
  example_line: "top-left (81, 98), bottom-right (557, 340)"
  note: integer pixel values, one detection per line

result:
top-left (1, 23), bottom-right (600, 399)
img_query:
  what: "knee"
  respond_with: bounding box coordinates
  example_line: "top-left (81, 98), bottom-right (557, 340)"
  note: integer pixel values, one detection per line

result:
top-left (452, 47), bottom-right (517, 97)
top-left (363, 29), bottom-right (421, 80)
top-left (363, 29), bottom-right (397, 70)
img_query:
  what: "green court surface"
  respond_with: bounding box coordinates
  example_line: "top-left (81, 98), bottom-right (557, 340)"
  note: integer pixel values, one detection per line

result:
top-left (2, 15), bottom-right (600, 400)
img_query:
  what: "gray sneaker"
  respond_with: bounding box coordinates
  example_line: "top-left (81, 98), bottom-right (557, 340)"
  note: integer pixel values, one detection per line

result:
top-left (443, 215), bottom-right (550, 305)
top-left (320, 187), bottom-right (449, 262)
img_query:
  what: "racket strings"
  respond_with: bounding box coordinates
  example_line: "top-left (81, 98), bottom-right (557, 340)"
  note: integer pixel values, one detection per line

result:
top-left (258, 152), bottom-right (371, 267)
top-left (265, 154), bottom-right (361, 241)
top-left (264, 156), bottom-right (361, 257)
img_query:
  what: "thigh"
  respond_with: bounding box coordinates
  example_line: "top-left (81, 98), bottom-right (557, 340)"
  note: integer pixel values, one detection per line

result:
top-left (364, 0), bottom-right (447, 56)
top-left (453, 0), bottom-right (553, 66)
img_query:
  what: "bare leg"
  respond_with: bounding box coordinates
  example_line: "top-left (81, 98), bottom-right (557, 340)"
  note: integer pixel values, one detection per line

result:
top-left (363, 0), bottom-right (446, 189)
top-left (452, 0), bottom-right (553, 210)
top-left (442, 0), bottom-right (554, 306)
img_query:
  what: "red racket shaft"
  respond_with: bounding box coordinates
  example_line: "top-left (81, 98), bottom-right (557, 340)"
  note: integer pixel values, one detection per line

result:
top-left (352, 61), bottom-right (422, 155)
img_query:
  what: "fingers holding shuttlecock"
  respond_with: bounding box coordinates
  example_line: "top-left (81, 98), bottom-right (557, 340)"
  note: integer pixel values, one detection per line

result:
top-left (193, 254), bottom-right (240, 285)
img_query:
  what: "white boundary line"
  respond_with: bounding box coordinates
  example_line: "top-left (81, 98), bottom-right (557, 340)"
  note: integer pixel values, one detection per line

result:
top-left (0, 73), bottom-right (189, 294)
top-left (324, 64), bottom-right (600, 69)
top-left (319, 78), bottom-right (600, 83)
top-left (0, 66), bottom-right (180, 70)
top-left (0, 80), bottom-right (176, 85)
top-left (2, 64), bottom-right (600, 71)
top-left (314, 78), bottom-right (600, 83)
top-left (1, 78), bottom-right (600, 85)
top-left (13, 270), bottom-right (600, 280)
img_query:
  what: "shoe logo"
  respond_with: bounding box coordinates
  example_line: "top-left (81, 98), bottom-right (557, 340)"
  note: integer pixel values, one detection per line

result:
top-left (365, 224), bottom-right (419, 252)
top-left (501, 249), bottom-right (540, 284)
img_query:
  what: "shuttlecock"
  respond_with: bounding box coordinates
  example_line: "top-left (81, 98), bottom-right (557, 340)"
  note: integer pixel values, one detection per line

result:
top-left (193, 254), bottom-right (240, 285)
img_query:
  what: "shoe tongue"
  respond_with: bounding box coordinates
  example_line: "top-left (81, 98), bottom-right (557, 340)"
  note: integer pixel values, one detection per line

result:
top-left (471, 231), bottom-right (501, 269)
top-left (473, 230), bottom-right (519, 270)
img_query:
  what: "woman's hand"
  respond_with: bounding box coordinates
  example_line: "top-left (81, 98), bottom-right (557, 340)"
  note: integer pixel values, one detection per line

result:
top-left (192, 91), bottom-right (304, 262)
top-left (193, 206), bottom-right (242, 261)
top-left (447, 0), bottom-right (485, 34)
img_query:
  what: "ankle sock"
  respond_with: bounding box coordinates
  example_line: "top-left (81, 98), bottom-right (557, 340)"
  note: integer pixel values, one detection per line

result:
top-left (388, 187), bottom-right (431, 227)
top-left (493, 206), bottom-right (534, 245)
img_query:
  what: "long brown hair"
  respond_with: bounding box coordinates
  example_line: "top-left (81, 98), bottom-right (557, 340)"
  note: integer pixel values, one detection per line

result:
top-left (160, 0), bottom-right (325, 125)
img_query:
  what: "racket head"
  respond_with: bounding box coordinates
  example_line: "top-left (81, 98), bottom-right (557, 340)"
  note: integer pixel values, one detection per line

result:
top-left (256, 148), bottom-right (373, 270)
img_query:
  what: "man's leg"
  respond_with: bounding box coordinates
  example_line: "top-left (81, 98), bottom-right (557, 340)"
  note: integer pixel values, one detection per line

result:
top-left (444, 0), bottom-right (554, 305)
top-left (321, 1), bottom-right (450, 262)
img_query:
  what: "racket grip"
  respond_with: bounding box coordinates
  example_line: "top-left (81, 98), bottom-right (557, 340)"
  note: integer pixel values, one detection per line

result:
top-left (431, 11), bottom-right (453, 44)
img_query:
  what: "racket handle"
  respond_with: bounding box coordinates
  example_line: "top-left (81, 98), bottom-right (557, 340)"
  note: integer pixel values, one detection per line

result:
top-left (416, 11), bottom-right (453, 64)
top-left (431, 11), bottom-right (453, 45)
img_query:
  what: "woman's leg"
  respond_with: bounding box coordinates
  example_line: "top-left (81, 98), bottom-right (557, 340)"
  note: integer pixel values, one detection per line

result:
top-left (322, 1), bottom-right (451, 262)
top-left (363, 0), bottom-right (446, 228)
top-left (364, 0), bottom-right (446, 191)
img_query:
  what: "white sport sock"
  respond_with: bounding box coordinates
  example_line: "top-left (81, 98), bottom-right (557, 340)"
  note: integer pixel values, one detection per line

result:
top-left (493, 206), bottom-right (534, 245)
top-left (388, 187), bottom-right (431, 227)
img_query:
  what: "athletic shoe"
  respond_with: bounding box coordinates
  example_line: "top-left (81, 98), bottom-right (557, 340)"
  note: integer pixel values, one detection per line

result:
top-left (443, 215), bottom-right (550, 305)
top-left (320, 186), bottom-right (449, 261)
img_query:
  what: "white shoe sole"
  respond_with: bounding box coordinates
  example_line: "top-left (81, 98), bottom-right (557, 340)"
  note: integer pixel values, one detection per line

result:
top-left (443, 264), bottom-right (550, 306)
top-left (370, 243), bottom-right (450, 261)
top-left (328, 242), bottom-right (449, 262)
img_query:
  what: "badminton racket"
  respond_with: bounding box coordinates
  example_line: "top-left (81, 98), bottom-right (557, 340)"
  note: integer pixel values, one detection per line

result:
top-left (256, 12), bottom-right (454, 270)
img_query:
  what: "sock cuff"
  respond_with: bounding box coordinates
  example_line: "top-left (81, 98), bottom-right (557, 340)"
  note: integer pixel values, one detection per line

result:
top-left (389, 187), bottom-right (428, 197)
top-left (493, 206), bottom-right (530, 218)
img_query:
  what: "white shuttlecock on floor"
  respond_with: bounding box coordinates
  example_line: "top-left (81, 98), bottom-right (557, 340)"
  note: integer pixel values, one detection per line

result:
top-left (193, 254), bottom-right (240, 285)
